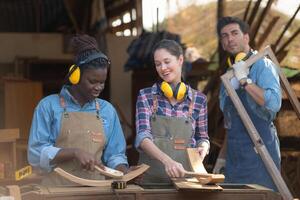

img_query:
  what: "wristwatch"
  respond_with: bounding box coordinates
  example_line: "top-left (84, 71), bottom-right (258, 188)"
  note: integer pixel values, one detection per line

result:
top-left (241, 78), bottom-right (253, 88)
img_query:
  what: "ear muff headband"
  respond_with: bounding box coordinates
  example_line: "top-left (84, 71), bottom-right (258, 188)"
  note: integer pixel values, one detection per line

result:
top-left (160, 81), bottom-right (187, 101)
top-left (68, 52), bottom-right (110, 85)
top-left (227, 52), bottom-right (247, 67)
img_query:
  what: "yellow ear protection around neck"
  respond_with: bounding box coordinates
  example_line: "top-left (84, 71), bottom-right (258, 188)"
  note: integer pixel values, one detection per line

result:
top-left (227, 50), bottom-right (253, 67)
top-left (68, 52), bottom-right (109, 85)
top-left (160, 81), bottom-right (187, 101)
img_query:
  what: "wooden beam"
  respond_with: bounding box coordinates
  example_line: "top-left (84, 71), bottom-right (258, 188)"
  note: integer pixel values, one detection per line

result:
top-left (250, 0), bottom-right (274, 47)
top-left (63, 0), bottom-right (80, 33)
top-left (247, 0), bottom-right (262, 27)
top-left (276, 26), bottom-right (300, 57)
top-left (106, 1), bottom-right (134, 19)
top-left (221, 46), bottom-right (298, 200)
top-left (256, 16), bottom-right (280, 49)
top-left (243, 0), bottom-right (252, 21)
top-left (274, 4), bottom-right (300, 50)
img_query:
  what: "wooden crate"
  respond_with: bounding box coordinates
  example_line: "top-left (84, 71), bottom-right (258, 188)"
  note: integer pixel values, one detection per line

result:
top-left (0, 129), bottom-right (19, 180)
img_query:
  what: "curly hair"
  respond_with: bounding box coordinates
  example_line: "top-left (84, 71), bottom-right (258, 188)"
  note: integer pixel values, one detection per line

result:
top-left (70, 34), bottom-right (109, 69)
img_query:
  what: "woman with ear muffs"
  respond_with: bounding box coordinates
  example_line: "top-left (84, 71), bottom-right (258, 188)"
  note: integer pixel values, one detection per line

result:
top-left (28, 34), bottom-right (129, 186)
top-left (135, 39), bottom-right (209, 185)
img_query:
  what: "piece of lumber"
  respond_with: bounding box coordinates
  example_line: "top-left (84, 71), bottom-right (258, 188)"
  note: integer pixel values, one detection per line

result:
top-left (121, 164), bottom-right (149, 182)
top-left (7, 185), bottom-right (22, 200)
top-left (54, 168), bottom-right (113, 187)
top-left (0, 129), bottom-right (20, 142)
top-left (186, 148), bottom-right (225, 184)
top-left (172, 178), bottom-right (223, 191)
top-left (94, 165), bottom-right (124, 179)
top-left (221, 47), bottom-right (295, 200)
top-left (54, 164), bottom-right (149, 187)
top-left (186, 148), bottom-right (207, 173)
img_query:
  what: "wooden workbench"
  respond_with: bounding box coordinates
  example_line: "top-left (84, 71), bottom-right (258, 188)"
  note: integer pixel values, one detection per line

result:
top-left (14, 184), bottom-right (281, 200)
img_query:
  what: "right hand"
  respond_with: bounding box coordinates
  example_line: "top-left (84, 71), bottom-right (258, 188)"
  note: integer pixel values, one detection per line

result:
top-left (213, 158), bottom-right (226, 174)
top-left (163, 158), bottom-right (186, 178)
top-left (74, 149), bottom-right (100, 171)
top-left (232, 60), bottom-right (249, 81)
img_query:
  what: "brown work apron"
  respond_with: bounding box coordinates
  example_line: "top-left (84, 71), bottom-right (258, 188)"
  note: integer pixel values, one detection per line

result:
top-left (42, 96), bottom-right (106, 186)
top-left (139, 92), bottom-right (195, 185)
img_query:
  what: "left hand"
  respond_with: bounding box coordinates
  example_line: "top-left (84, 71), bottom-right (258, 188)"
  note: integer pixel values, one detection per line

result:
top-left (232, 60), bottom-right (249, 81)
top-left (197, 142), bottom-right (209, 161)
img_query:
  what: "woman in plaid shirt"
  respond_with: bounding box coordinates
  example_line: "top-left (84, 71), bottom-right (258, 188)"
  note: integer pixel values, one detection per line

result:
top-left (135, 39), bottom-right (209, 185)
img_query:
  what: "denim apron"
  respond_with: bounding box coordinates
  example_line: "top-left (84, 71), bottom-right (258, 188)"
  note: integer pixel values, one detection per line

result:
top-left (223, 88), bottom-right (281, 191)
top-left (138, 93), bottom-right (195, 185)
top-left (42, 96), bottom-right (106, 186)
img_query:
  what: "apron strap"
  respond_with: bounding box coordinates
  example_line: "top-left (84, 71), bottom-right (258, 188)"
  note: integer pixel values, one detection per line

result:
top-left (95, 100), bottom-right (100, 119)
top-left (188, 89), bottom-right (195, 119)
top-left (152, 95), bottom-right (158, 114)
top-left (59, 96), bottom-right (69, 118)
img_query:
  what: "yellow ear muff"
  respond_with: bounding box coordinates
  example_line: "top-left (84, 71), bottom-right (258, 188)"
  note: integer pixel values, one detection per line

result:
top-left (227, 57), bottom-right (233, 67)
top-left (174, 82), bottom-right (187, 101)
top-left (69, 64), bottom-right (80, 84)
top-left (235, 52), bottom-right (247, 63)
top-left (161, 81), bottom-right (173, 99)
top-left (227, 52), bottom-right (247, 67)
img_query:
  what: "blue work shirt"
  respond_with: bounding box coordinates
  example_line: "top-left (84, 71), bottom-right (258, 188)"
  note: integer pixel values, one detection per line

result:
top-left (219, 56), bottom-right (282, 122)
top-left (28, 86), bottom-right (128, 172)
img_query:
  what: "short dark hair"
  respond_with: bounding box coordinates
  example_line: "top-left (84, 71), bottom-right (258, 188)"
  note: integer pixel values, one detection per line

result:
top-left (152, 39), bottom-right (183, 58)
top-left (217, 16), bottom-right (250, 37)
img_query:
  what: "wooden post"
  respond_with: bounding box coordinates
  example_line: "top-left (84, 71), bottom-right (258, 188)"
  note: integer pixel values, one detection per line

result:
top-left (220, 46), bottom-right (299, 200)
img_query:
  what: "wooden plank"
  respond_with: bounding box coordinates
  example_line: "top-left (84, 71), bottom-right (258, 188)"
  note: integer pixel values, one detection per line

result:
top-left (0, 129), bottom-right (20, 142)
top-left (186, 148), bottom-right (207, 173)
top-left (54, 164), bottom-right (149, 187)
top-left (221, 47), bottom-right (295, 199)
top-left (172, 178), bottom-right (223, 191)
top-left (186, 148), bottom-right (225, 184)
top-left (54, 168), bottom-right (113, 187)
top-left (121, 164), bottom-right (149, 182)
top-left (95, 165), bottom-right (124, 179)
top-left (7, 185), bottom-right (22, 200)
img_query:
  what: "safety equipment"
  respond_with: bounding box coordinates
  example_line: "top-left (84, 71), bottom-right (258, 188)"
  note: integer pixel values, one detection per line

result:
top-left (67, 52), bottom-right (109, 85)
top-left (160, 81), bottom-right (187, 101)
top-left (111, 181), bottom-right (127, 189)
top-left (227, 50), bottom-right (253, 67)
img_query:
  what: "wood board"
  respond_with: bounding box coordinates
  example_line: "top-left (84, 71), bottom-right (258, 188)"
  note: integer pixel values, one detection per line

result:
top-left (54, 164), bottom-right (149, 187)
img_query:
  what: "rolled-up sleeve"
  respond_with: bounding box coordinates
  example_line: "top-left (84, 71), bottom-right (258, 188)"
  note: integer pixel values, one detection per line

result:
top-left (135, 91), bottom-right (153, 151)
top-left (28, 100), bottom-right (61, 172)
top-left (102, 106), bottom-right (128, 169)
top-left (254, 59), bottom-right (281, 121)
